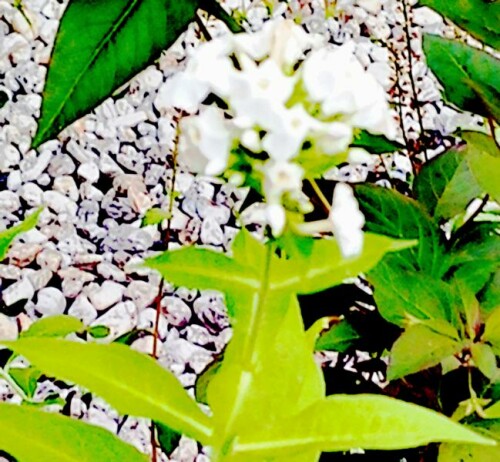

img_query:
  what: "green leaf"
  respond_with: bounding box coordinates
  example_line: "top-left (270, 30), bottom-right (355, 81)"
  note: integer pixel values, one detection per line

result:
top-left (354, 184), bottom-right (445, 276)
top-left (315, 320), bottom-right (360, 353)
top-left (4, 339), bottom-right (213, 444)
top-left (195, 356), bottom-right (223, 406)
top-left (21, 315), bottom-right (84, 338)
top-left (8, 367), bottom-right (40, 399)
top-left (388, 324), bottom-right (463, 380)
top-left (87, 325), bottom-right (111, 339)
top-left (142, 208), bottom-right (171, 227)
top-left (471, 343), bottom-right (498, 380)
top-left (464, 132), bottom-right (500, 203)
top-left (485, 402), bottom-right (500, 419)
top-left (0, 402), bottom-right (147, 462)
top-left (419, 0), bottom-right (500, 49)
top-left (439, 441), bottom-right (500, 462)
top-left (234, 394), bottom-right (495, 457)
top-left (32, 0), bottom-right (199, 147)
top-left (0, 207), bottom-right (43, 261)
top-left (368, 264), bottom-right (458, 326)
top-left (351, 130), bottom-right (404, 154)
top-left (480, 269), bottom-right (500, 315)
top-left (483, 308), bottom-right (500, 350)
top-left (289, 233), bottom-right (417, 295)
top-left (414, 145), bottom-right (483, 220)
top-left (423, 34), bottom-right (500, 122)
top-left (199, 0), bottom-right (244, 33)
top-left (155, 422), bottom-right (181, 456)
top-left (0, 90), bottom-right (8, 109)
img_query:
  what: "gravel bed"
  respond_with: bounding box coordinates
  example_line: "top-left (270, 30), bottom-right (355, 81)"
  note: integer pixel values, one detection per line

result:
top-left (0, 0), bottom-right (483, 460)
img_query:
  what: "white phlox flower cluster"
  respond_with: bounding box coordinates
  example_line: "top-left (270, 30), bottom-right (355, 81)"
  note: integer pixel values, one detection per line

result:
top-left (159, 18), bottom-right (396, 256)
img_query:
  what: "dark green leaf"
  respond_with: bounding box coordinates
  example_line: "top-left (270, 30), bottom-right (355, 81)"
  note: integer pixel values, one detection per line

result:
top-left (155, 422), bottom-right (181, 456)
top-left (0, 403), bottom-right (147, 462)
top-left (368, 264), bottom-right (458, 326)
top-left (5, 339), bottom-right (213, 444)
top-left (199, 0), bottom-right (244, 33)
top-left (32, 0), bottom-right (199, 147)
top-left (351, 130), bottom-right (404, 154)
top-left (21, 315), bottom-right (84, 338)
top-left (234, 394), bottom-right (494, 457)
top-left (0, 208), bottom-right (43, 261)
top-left (388, 324), bottom-right (463, 380)
top-left (0, 91), bottom-right (8, 109)
top-left (87, 325), bottom-right (111, 339)
top-left (315, 320), bottom-right (360, 353)
top-left (8, 367), bottom-right (40, 399)
top-left (423, 34), bottom-right (500, 122)
top-left (479, 269), bottom-right (500, 314)
top-left (414, 145), bottom-right (483, 220)
top-left (419, 0), bottom-right (500, 49)
top-left (355, 184), bottom-right (445, 276)
top-left (463, 131), bottom-right (500, 203)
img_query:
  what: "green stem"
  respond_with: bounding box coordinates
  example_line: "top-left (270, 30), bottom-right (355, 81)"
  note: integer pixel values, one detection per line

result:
top-left (199, 0), bottom-right (244, 33)
top-left (0, 369), bottom-right (30, 402)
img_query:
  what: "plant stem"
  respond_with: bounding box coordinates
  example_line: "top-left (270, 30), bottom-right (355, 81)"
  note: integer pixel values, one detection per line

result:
top-left (449, 194), bottom-right (490, 247)
top-left (0, 369), bottom-right (30, 402)
top-left (195, 12), bottom-right (213, 41)
top-left (308, 179), bottom-right (331, 214)
top-left (150, 121), bottom-right (181, 462)
top-left (488, 117), bottom-right (500, 151)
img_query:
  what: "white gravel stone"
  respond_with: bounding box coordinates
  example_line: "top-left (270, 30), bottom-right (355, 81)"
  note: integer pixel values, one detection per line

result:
top-left (20, 182), bottom-right (44, 206)
top-left (88, 281), bottom-right (125, 311)
top-left (77, 162), bottom-right (100, 183)
top-left (35, 287), bottom-right (67, 315)
top-left (2, 277), bottom-right (34, 306)
top-left (44, 190), bottom-right (78, 216)
top-left (0, 313), bottom-right (18, 341)
top-left (125, 280), bottom-right (157, 310)
top-left (0, 191), bottom-right (20, 212)
top-left (92, 301), bottom-right (137, 339)
top-left (162, 296), bottom-right (192, 327)
top-left (68, 295), bottom-right (98, 325)
top-left (36, 248), bottom-right (62, 272)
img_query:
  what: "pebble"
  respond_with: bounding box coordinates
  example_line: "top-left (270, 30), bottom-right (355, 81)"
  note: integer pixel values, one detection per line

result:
top-left (162, 296), bottom-right (192, 327)
top-left (125, 281), bottom-right (157, 310)
top-left (77, 162), bottom-right (100, 183)
top-left (44, 190), bottom-right (78, 216)
top-left (88, 281), bottom-right (125, 311)
top-left (2, 277), bottom-right (35, 307)
top-left (20, 182), bottom-right (44, 206)
top-left (68, 295), bottom-right (98, 325)
top-left (0, 313), bottom-right (18, 340)
top-left (35, 287), bottom-right (67, 315)
top-left (92, 301), bottom-right (137, 339)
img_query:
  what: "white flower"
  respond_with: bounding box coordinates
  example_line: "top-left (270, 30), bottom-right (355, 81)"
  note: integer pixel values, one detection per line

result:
top-left (263, 161), bottom-right (304, 203)
top-left (312, 121), bottom-right (353, 156)
top-left (329, 183), bottom-right (365, 258)
top-left (262, 105), bottom-right (317, 161)
top-left (178, 106), bottom-right (234, 176)
top-left (156, 72), bottom-right (209, 113)
top-left (265, 203), bottom-right (287, 236)
top-left (356, 0), bottom-right (383, 15)
top-left (233, 19), bottom-right (322, 69)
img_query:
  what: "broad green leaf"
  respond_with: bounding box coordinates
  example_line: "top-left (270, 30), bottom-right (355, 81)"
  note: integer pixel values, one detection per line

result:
top-left (419, 0), bottom-right (500, 49)
top-left (0, 402), bottom-right (147, 462)
top-left (286, 233), bottom-right (417, 295)
top-left (315, 320), bottom-right (360, 353)
top-left (32, 0), bottom-right (199, 147)
top-left (142, 208), bottom-right (171, 227)
top-left (423, 34), bottom-right (500, 122)
top-left (0, 90), bottom-right (8, 109)
top-left (4, 339), bottom-right (213, 444)
top-left (145, 246), bottom-right (259, 293)
top-left (234, 394), bottom-right (494, 457)
top-left (388, 324), bottom-right (463, 380)
top-left (351, 130), bottom-right (404, 154)
top-left (471, 343), bottom-right (498, 380)
top-left (155, 422), bottom-right (181, 456)
top-left (480, 269), bottom-right (500, 314)
top-left (354, 184), bottom-right (445, 276)
top-left (21, 315), bottom-right (84, 338)
top-left (485, 402), bottom-right (500, 419)
top-left (0, 207), bottom-right (42, 261)
top-left (483, 308), bottom-right (500, 349)
top-left (414, 145), bottom-right (483, 220)
top-left (368, 265), bottom-right (458, 326)
top-left (195, 356), bottom-right (223, 405)
top-left (464, 132), bottom-right (500, 203)
top-left (9, 367), bottom-right (40, 398)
